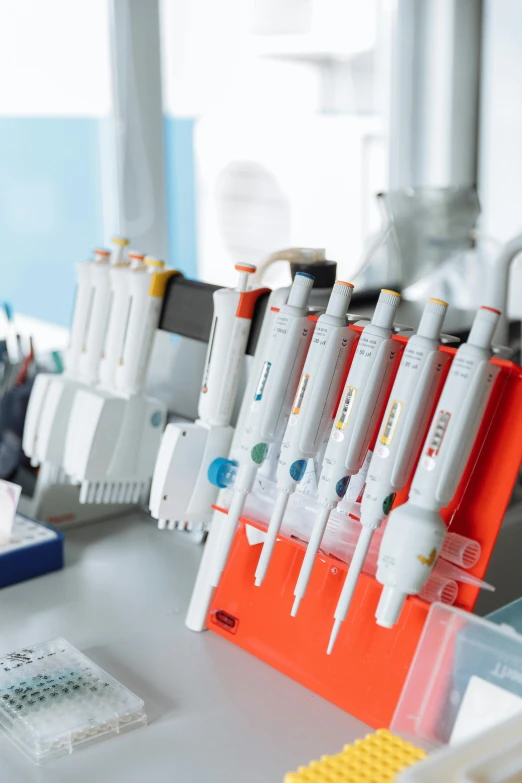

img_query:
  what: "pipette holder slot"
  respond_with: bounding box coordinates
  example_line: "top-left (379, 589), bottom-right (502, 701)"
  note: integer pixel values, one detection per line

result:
top-left (207, 333), bottom-right (522, 728)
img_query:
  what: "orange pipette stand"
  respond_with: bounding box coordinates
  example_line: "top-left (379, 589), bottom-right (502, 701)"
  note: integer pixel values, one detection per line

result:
top-left (207, 333), bottom-right (522, 729)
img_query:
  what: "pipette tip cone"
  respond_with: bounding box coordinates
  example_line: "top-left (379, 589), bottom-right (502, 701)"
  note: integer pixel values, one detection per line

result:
top-left (291, 596), bottom-right (301, 617)
top-left (327, 620), bottom-right (342, 655)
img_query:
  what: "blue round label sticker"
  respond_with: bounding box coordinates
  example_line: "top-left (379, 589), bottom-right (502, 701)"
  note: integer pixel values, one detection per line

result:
top-left (289, 459), bottom-right (307, 482)
top-left (335, 476), bottom-right (350, 499)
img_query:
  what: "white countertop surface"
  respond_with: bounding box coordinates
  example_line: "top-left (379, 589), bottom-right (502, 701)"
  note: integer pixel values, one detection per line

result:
top-left (0, 513), bottom-right (369, 782)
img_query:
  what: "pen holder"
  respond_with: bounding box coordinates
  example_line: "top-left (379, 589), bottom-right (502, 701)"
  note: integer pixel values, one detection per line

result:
top-left (206, 344), bottom-right (522, 728)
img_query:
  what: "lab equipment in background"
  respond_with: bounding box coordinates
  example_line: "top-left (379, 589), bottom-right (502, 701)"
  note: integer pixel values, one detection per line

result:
top-left (149, 264), bottom-right (269, 532)
top-left (292, 289), bottom-right (403, 616)
top-left (0, 638), bottom-right (146, 765)
top-left (23, 245), bottom-right (116, 475)
top-left (327, 298), bottom-right (452, 653)
top-left (254, 280), bottom-right (356, 585)
top-left (251, 247), bottom-right (325, 286)
top-left (63, 259), bottom-right (179, 505)
top-left (209, 271), bottom-right (315, 590)
top-left (397, 712), bottom-right (522, 783)
top-left (392, 603), bottom-right (522, 753)
top-left (375, 306), bottom-right (504, 629)
top-left (485, 231), bottom-right (522, 345)
top-left (0, 477), bottom-right (63, 588)
top-left (378, 186), bottom-right (480, 298)
top-left (285, 729), bottom-right (426, 783)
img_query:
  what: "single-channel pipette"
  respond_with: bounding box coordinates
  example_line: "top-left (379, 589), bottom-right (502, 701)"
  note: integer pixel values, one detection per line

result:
top-left (254, 281), bottom-right (356, 585)
top-left (291, 289), bottom-right (402, 616)
top-left (209, 272), bottom-right (315, 589)
top-left (375, 305), bottom-right (502, 629)
top-left (326, 298), bottom-right (451, 652)
top-left (198, 263), bottom-right (258, 428)
top-left (150, 263), bottom-right (268, 530)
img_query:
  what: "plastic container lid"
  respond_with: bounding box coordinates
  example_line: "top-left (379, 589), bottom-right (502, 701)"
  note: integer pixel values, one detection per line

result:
top-left (0, 638), bottom-right (146, 764)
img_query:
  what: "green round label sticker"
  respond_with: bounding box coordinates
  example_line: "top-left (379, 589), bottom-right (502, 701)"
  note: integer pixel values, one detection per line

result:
top-left (382, 493), bottom-right (396, 515)
top-left (251, 443), bottom-right (268, 465)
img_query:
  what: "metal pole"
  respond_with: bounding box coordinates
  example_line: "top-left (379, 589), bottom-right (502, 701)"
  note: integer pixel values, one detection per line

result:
top-left (102, 0), bottom-right (168, 259)
top-left (388, 0), bottom-right (482, 190)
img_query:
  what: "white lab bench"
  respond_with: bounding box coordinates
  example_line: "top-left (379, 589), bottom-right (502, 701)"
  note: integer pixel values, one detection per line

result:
top-left (0, 513), bottom-right (368, 783)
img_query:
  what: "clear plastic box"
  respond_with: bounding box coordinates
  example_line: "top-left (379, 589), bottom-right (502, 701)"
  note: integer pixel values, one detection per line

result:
top-left (391, 603), bottom-right (522, 749)
top-left (0, 638), bottom-right (147, 764)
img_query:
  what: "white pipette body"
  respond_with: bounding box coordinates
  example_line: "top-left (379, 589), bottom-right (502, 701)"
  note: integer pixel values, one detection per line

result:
top-left (114, 258), bottom-right (175, 397)
top-left (292, 289), bottom-right (402, 615)
top-left (198, 263), bottom-right (259, 427)
top-left (78, 251), bottom-right (113, 385)
top-left (66, 251), bottom-right (107, 376)
top-left (327, 298), bottom-right (450, 652)
top-left (375, 306), bottom-right (502, 629)
top-left (209, 272), bottom-right (315, 589)
top-left (98, 247), bottom-right (136, 389)
top-left (254, 281), bottom-right (356, 585)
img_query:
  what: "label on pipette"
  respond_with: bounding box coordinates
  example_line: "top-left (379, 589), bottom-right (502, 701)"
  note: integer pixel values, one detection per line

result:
top-left (335, 387), bottom-right (358, 431)
top-left (254, 362), bottom-right (272, 402)
top-left (292, 373), bottom-right (310, 415)
top-left (201, 315), bottom-right (218, 394)
top-left (422, 410), bottom-right (452, 469)
top-left (379, 400), bottom-right (403, 447)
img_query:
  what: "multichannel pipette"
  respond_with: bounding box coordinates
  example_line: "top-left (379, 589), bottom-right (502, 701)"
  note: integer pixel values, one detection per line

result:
top-left (375, 305), bottom-right (502, 629)
top-left (254, 280), bottom-right (356, 586)
top-left (23, 245), bottom-right (117, 470)
top-left (209, 272), bottom-right (315, 590)
top-left (326, 298), bottom-right (450, 653)
top-left (64, 257), bottom-right (179, 504)
top-left (98, 249), bottom-right (135, 389)
top-left (78, 248), bottom-right (113, 385)
top-left (150, 263), bottom-right (268, 530)
top-left (291, 289), bottom-right (402, 616)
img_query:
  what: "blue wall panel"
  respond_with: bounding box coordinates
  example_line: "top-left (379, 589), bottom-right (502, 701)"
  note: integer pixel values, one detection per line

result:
top-left (0, 115), bottom-right (198, 327)
top-left (0, 117), bottom-right (104, 326)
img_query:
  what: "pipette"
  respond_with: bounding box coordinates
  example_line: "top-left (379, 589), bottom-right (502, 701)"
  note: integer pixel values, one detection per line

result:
top-left (64, 258), bottom-right (180, 504)
top-left (254, 280), bottom-right (356, 586)
top-left (110, 235), bottom-right (130, 267)
top-left (78, 249), bottom-right (113, 385)
top-left (291, 289), bottom-right (402, 616)
top-left (209, 272), bottom-right (315, 589)
top-left (98, 248), bottom-right (136, 389)
top-left (185, 285), bottom-right (294, 633)
top-left (327, 298), bottom-right (450, 653)
top-left (67, 250), bottom-right (109, 376)
top-left (198, 263), bottom-right (258, 427)
top-left (150, 263), bottom-right (268, 530)
top-left (374, 305), bottom-right (502, 629)
top-left (23, 246), bottom-right (115, 469)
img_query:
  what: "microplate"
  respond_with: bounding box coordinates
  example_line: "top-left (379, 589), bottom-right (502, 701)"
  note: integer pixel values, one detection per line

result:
top-left (0, 638), bottom-right (146, 764)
